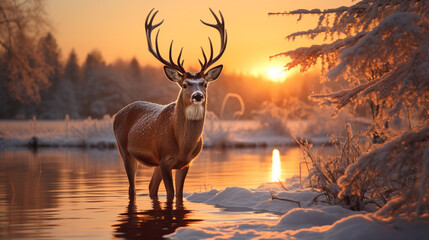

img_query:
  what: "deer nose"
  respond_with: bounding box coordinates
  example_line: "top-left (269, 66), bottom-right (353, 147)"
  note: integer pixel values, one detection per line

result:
top-left (192, 92), bottom-right (205, 103)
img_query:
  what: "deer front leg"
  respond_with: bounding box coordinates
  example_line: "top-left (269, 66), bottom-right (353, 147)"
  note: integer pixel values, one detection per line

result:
top-left (160, 162), bottom-right (174, 202)
top-left (175, 166), bottom-right (189, 204)
top-left (149, 167), bottom-right (162, 199)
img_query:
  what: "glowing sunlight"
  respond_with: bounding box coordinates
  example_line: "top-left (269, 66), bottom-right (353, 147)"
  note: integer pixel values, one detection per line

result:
top-left (272, 149), bottom-right (281, 182)
top-left (266, 66), bottom-right (288, 82)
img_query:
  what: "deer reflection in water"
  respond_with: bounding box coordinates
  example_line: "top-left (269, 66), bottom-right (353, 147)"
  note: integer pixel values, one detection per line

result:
top-left (113, 199), bottom-right (202, 240)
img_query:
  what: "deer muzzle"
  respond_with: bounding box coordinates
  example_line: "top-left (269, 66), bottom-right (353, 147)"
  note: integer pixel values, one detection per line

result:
top-left (191, 92), bottom-right (205, 103)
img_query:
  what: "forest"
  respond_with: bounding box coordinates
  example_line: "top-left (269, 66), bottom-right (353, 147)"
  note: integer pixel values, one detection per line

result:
top-left (0, 0), bottom-right (428, 239)
top-left (0, 32), bottom-right (323, 120)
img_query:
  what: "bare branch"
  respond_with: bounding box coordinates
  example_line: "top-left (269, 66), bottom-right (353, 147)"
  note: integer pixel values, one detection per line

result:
top-left (269, 189), bottom-right (301, 207)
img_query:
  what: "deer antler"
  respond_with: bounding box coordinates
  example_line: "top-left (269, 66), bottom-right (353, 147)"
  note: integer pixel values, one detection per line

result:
top-left (199, 9), bottom-right (228, 73)
top-left (145, 9), bottom-right (186, 73)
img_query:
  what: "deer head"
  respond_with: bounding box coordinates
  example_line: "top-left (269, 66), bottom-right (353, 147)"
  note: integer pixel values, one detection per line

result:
top-left (145, 8), bottom-right (227, 120)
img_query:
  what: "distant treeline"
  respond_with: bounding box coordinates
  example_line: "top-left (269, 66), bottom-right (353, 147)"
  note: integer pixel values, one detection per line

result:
top-left (0, 33), bottom-right (320, 120)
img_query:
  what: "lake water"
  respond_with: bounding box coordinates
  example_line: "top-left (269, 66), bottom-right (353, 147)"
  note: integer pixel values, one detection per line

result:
top-left (0, 147), bottom-right (306, 239)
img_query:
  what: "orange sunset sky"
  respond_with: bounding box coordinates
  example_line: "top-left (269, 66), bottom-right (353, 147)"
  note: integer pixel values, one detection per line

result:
top-left (45, 0), bottom-right (352, 81)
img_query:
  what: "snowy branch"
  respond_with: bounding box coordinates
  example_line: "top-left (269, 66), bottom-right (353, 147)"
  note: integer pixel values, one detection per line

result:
top-left (270, 33), bottom-right (364, 72)
top-left (311, 79), bottom-right (381, 114)
top-left (338, 124), bottom-right (429, 217)
top-left (268, 6), bottom-right (349, 16)
top-left (286, 27), bottom-right (327, 40)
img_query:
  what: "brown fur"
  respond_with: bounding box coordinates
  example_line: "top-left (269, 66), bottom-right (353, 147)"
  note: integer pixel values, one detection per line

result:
top-left (113, 86), bottom-right (206, 202)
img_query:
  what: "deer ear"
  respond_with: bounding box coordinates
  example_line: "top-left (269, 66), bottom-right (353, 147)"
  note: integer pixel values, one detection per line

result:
top-left (164, 66), bottom-right (183, 82)
top-left (205, 65), bottom-right (223, 82)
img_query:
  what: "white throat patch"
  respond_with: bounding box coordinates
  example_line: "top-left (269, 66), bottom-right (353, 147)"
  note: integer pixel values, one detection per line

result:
top-left (185, 104), bottom-right (205, 120)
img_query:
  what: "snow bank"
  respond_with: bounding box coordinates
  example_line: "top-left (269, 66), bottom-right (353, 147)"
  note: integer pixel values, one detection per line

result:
top-left (187, 185), bottom-right (320, 214)
top-left (0, 118), bottom-right (116, 149)
top-left (170, 213), bottom-right (429, 240)
top-left (168, 181), bottom-right (429, 240)
top-left (0, 119), bottom-right (334, 149)
top-left (290, 214), bottom-right (429, 240)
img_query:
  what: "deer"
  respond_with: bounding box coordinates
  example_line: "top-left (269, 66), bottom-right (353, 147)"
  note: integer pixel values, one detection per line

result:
top-left (113, 8), bottom-right (227, 203)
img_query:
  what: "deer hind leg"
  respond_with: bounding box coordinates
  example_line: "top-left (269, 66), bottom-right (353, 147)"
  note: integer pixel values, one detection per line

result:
top-left (118, 144), bottom-right (138, 198)
top-left (124, 157), bottom-right (138, 198)
top-left (149, 167), bottom-right (162, 199)
top-left (175, 166), bottom-right (189, 204)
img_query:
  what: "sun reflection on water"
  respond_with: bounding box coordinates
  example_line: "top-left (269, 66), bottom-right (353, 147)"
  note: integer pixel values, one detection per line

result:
top-left (272, 149), bottom-right (281, 182)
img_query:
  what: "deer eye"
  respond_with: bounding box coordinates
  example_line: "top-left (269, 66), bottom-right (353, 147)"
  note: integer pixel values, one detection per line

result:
top-left (182, 83), bottom-right (187, 89)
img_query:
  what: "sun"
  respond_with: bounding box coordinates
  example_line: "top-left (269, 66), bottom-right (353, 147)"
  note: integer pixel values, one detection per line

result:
top-left (266, 66), bottom-right (287, 82)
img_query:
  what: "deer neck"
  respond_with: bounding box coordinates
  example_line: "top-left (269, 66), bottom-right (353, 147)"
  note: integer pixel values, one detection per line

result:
top-left (173, 93), bottom-right (206, 157)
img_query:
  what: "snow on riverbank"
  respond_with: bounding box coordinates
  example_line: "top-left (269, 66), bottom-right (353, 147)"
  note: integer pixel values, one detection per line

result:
top-left (0, 118), bottom-right (333, 149)
top-left (168, 179), bottom-right (429, 240)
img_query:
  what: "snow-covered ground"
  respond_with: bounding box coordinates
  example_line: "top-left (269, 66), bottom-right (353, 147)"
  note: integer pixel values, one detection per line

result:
top-left (168, 178), bottom-right (429, 240)
top-left (0, 117), bottom-right (116, 148)
top-left (0, 114), bottom-right (368, 149)
top-left (0, 118), bottom-right (335, 149)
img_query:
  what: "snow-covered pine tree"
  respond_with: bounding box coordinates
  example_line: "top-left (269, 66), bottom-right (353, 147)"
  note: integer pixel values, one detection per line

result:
top-left (81, 50), bottom-right (106, 117)
top-left (64, 49), bottom-right (82, 87)
top-left (37, 32), bottom-right (65, 119)
top-left (129, 57), bottom-right (141, 79)
top-left (62, 49), bottom-right (82, 118)
top-left (270, 0), bottom-right (429, 216)
top-left (81, 50), bottom-right (131, 118)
